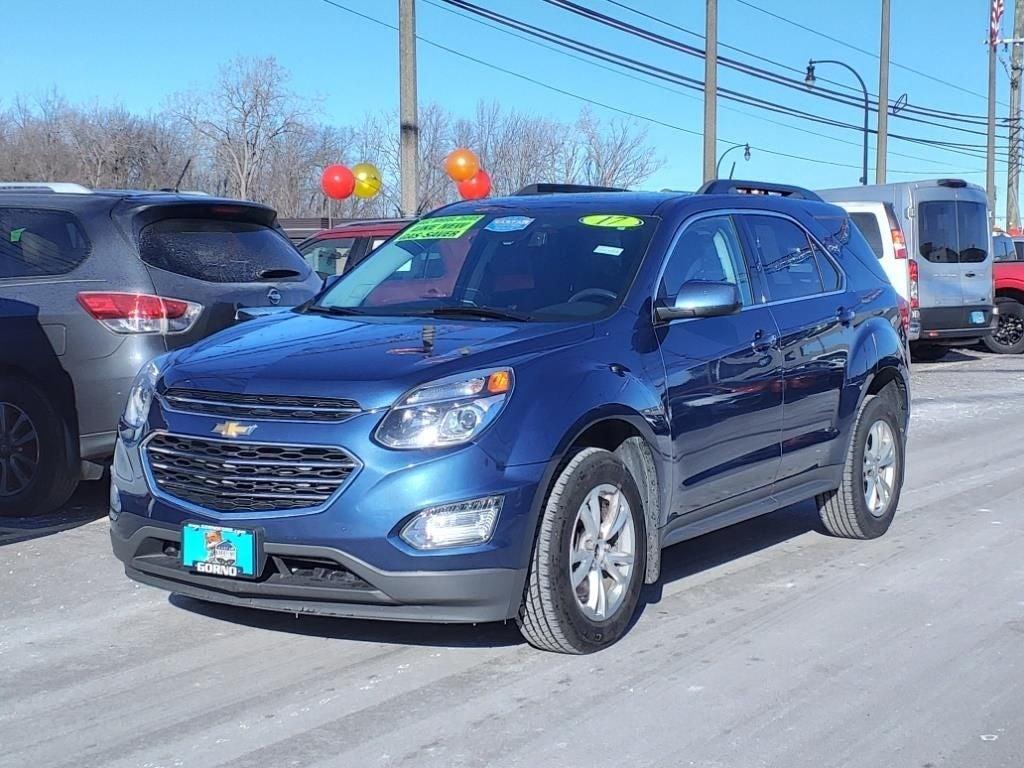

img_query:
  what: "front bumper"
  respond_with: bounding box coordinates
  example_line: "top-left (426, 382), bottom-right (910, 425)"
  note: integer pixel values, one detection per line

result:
top-left (111, 513), bottom-right (526, 622)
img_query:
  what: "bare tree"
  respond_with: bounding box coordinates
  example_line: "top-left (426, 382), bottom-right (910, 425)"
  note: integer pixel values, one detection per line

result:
top-left (169, 56), bottom-right (308, 200)
top-left (575, 108), bottom-right (663, 188)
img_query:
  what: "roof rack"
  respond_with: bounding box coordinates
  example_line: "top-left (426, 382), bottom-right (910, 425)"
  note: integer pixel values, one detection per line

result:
top-left (697, 179), bottom-right (822, 202)
top-left (514, 183), bottom-right (626, 195)
top-left (0, 182), bottom-right (92, 194)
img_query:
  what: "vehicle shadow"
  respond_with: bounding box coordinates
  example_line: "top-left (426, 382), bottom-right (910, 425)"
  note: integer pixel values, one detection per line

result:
top-left (0, 479), bottom-right (108, 546)
top-left (170, 499), bottom-right (826, 650)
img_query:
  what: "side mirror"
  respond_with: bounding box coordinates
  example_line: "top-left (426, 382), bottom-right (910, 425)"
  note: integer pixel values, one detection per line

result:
top-left (656, 280), bottom-right (741, 322)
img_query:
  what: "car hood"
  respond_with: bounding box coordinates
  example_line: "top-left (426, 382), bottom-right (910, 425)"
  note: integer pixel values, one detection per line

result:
top-left (161, 311), bottom-right (594, 410)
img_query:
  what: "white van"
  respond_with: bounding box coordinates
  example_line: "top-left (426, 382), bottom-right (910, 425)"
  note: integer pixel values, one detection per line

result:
top-left (827, 200), bottom-right (919, 340)
top-left (819, 179), bottom-right (995, 361)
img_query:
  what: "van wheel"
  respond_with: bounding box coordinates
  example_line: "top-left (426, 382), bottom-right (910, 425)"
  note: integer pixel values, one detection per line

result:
top-left (983, 298), bottom-right (1024, 354)
top-left (816, 390), bottom-right (905, 539)
top-left (0, 379), bottom-right (79, 517)
top-left (518, 447), bottom-right (646, 654)
top-left (910, 343), bottom-right (948, 362)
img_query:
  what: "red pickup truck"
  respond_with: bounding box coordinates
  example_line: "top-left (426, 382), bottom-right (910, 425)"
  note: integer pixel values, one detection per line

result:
top-left (987, 232), bottom-right (1024, 353)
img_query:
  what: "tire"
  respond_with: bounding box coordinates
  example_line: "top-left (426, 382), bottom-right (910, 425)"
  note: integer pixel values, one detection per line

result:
top-left (910, 343), bottom-right (949, 362)
top-left (816, 389), bottom-right (905, 540)
top-left (0, 378), bottom-right (79, 517)
top-left (518, 447), bottom-right (647, 654)
top-left (983, 298), bottom-right (1024, 354)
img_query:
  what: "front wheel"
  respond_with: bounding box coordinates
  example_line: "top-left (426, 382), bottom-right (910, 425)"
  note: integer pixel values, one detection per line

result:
top-left (816, 390), bottom-right (905, 539)
top-left (518, 448), bottom-right (646, 654)
top-left (983, 298), bottom-right (1024, 354)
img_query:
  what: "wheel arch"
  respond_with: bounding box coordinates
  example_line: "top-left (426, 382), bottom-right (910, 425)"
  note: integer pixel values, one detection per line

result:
top-left (995, 286), bottom-right (1024, 305)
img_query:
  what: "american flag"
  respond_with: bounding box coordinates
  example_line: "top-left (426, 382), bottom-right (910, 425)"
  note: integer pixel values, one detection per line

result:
top-left (991, 0), bottom-right (1005, 48)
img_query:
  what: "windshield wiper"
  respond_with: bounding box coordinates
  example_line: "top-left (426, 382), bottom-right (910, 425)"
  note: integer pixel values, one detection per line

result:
top-left (420, 306), bottom-right (532, 322)
top-left (305, 304), bottom-right (367, 317)
top-left (257, 267), bottom-right (302, 280)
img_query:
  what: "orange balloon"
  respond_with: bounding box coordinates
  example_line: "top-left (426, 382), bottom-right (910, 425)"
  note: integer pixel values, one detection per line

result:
top-left (445, 148), bottom-right (480, 182)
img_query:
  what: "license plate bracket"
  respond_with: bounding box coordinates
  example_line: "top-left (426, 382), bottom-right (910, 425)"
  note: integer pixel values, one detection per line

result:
top-left (181, 522), bottom-right (261, 579)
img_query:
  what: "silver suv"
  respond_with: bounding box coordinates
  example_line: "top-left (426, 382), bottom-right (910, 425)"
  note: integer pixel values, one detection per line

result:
top-left (0, 184), bottom-right (321, 515)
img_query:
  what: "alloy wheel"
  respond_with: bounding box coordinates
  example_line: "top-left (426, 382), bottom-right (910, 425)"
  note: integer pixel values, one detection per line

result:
top-left (0, 401), bottom-right (39, 497)
top-left (992, 312), bottom-right (1024, 348)
top-left (569, 483), bottom-right (636, 621)
top-left (862, 419), bottom-right (897, 517)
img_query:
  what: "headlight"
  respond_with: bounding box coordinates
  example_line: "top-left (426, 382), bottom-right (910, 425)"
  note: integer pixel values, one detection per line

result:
top-left (375, 368), bottom-right (513, 449)
top-left (122, 359), bottom-right (163, 433)
top-left (401, 496), bottom-right (503, 549)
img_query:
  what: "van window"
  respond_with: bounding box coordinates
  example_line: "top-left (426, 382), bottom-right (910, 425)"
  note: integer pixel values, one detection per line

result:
top-left (0, 208), bottom-right (91, 279)
top-left (743, 215), bottom-right (824, 301)
top-left (849, 212), bottom-right (884, 259)
top-left (139, 218), bottom-right (311, 283)
top-left (918, 200), bottom-right (989, 264)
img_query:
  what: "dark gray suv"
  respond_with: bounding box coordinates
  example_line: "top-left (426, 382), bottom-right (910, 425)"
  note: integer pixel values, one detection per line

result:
top-left (0, 184), bottom-right (321, 515)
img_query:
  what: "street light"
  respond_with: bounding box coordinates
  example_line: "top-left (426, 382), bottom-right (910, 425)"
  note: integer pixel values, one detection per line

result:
top-left (806, 58), bottom-right (869, 185)
top-left (715, 143), bottom-right (751, 178)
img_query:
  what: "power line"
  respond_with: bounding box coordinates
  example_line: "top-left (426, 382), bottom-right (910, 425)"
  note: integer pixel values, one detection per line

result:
top-left (317, 0), bottom-right (986, 176)
top-left (732, 0), bottom-right (1010, 108)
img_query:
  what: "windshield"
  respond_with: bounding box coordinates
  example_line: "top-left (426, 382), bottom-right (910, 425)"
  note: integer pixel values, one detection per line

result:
top-left (315, 210), bottom-right (658, 321)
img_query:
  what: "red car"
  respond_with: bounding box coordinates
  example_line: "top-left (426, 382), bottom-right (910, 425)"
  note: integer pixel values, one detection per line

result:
top-left (987, 232), bottom-right (1024, 353)
top-left (297, 218), bottom-right (413, 279)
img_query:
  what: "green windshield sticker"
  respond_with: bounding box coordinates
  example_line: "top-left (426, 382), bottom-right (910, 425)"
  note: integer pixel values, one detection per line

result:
top-left (397, 215), bottom-right (484, 242)
top-left (9, 228), bottom-right (25, 243)
top-left (579, 214), bottom-right (644, 229)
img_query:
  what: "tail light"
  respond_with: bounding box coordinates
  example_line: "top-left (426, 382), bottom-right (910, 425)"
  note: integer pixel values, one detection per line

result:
top-left (77, 292), bottom-right (202, 334)
top-left (907, 259), bottom-right (920, 310)
top-left (891, 228), bottom-right (907, 260)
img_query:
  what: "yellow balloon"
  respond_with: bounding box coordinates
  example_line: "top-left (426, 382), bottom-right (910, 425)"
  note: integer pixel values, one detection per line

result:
top-left (353, 162), bottom-right (382, 198)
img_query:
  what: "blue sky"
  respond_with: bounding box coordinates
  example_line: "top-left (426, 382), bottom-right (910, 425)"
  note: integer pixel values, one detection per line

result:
top-left (2, 0), bottom-right (1017, 221)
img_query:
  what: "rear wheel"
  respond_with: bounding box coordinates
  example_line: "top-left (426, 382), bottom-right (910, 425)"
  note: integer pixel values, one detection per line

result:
top-left (983, 298), bottom-right (1024, 354)
top-left (518, 448), bottom-right (646, 654)
top-left (910, 343), bottom-right (948, 363)
top-left (816, 390), bottom-right (905, 539)
top-left (0, 378), bottom-right (78, 517)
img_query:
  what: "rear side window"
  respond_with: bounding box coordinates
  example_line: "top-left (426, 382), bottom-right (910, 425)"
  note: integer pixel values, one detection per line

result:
top-left (299, 237), bottom-right (355, 277)
top-left (139, 218), bottom-right (311, 283)
top-left (918, 200), bottom-right (989, 264)
top-left (743, 215), bottom-right (824, 301)
top-left (0, 208), bottom-right (90, 279)
top-left (849, 212), bottom-right (884, 259)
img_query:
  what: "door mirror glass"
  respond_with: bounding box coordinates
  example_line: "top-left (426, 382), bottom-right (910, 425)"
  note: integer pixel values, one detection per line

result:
top-left (656, 280), bottom-right (741, 321)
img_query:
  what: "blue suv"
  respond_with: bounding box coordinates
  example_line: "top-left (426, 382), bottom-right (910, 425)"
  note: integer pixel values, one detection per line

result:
top-left (110, 181), bottom-right (910, 653)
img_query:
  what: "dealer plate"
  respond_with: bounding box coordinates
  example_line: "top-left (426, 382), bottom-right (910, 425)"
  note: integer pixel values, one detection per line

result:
top-left (182, 523), bottom-right (257, 578)
top-left (970, 311), bottom-right (986, 325)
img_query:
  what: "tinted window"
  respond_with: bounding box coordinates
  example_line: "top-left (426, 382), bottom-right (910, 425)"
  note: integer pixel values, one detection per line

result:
top-left (320, 210), bottom-right (658, 321)
top-left (299, 237), bottom-right (355, 277)
top-left (849, 212), bottom-right (884, 259)
top-left (744, 215), bottom-right (824, 301)
top-left (812, 241), bottom-right (843, 291)
top-left (0, 208), bottom-right (90, 279)
top-left (659, 215), bottom-right (753, 305)
top-left (957, 202), bottom-right (988, 263)
top-left (1015, 240), bottom-right (1024, 260)
top-left (139, 218), bottom-right (311, 283)
top-left (918, 200), bottom-right (989, 264)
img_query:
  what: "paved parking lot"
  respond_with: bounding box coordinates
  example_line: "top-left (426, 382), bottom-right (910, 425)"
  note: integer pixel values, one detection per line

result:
top-left (2, 348), bottom-right (1023, 768)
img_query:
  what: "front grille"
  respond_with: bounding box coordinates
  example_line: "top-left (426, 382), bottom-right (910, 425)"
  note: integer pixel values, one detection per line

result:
top-left (144, 432), bottom-right (358, 512)
top-left (162, 388), bottom-right (361, 422)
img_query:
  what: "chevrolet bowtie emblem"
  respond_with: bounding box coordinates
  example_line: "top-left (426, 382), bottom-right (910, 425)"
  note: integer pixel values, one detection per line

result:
top-left (212, 421), bottom-right (258, 439)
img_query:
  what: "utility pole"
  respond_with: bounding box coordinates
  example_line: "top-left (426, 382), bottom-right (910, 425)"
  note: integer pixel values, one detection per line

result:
top-left (703, 0), bottom-right (718, 182)
top-left (399, 0), bottom-right (419, 217)
top-left (987, 2), bottom-right (1000, 220)
top-left (876, 0), bottom-right (890, 184)
top-left (1006, 2), bottom-right (1024, 231)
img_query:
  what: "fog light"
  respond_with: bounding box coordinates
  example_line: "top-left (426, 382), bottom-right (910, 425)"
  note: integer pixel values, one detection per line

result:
top-left (400, 496), bottom-right (503, 550)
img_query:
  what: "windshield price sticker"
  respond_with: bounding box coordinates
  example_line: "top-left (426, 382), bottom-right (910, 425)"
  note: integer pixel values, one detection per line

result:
top-left (579, 214), bottom-right (644, 229)
top-left (485, 216), bottom-right (534, 232)
top-left (397, 215), bottom-right (484, 241)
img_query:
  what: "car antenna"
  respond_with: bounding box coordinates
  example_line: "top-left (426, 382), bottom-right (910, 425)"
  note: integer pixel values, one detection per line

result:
top-left (173, 157), bottom-right (193, 192)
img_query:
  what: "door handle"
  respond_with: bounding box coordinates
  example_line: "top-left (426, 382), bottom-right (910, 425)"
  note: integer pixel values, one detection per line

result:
top-left (964, 271), bottom-right (977, 278)
top-left (836, 306), bottom-right (856, 324)
top-left (751, 330), bottom-right (777, 353)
